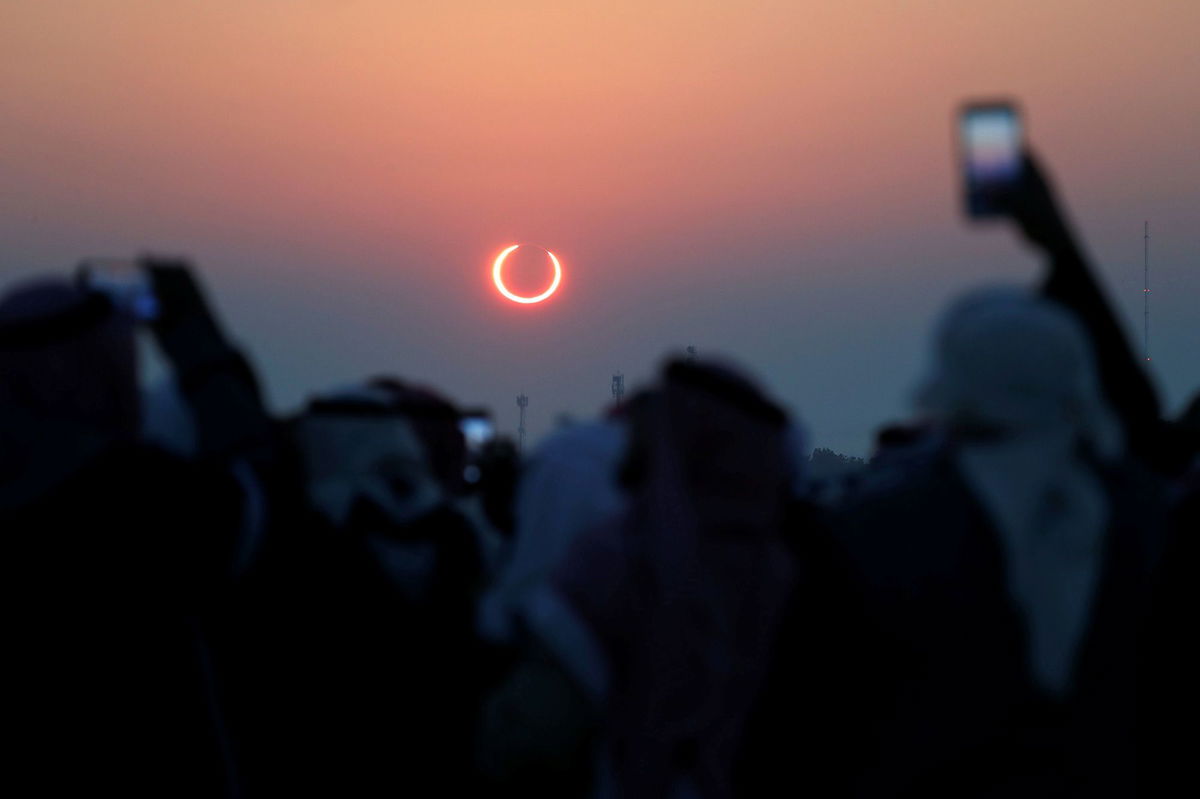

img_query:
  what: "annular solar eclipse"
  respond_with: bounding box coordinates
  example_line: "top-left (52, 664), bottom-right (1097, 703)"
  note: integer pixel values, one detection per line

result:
top-left (492, 244), bottom-right (562, 304)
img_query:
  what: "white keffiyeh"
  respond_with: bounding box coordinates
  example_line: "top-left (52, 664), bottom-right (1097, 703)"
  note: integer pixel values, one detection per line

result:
top-left (917, 286), bottom-right (1122, 695)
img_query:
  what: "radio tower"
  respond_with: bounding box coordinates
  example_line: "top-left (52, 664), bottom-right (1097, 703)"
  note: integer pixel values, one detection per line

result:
top-left (611, 373), bottom-right (625, 407)
top-left (1143, 221), bottom-right (1151, 362)
top-left (516, 393), bottom-right (529, 454)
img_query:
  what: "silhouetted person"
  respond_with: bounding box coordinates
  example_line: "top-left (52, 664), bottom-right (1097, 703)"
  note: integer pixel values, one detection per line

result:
top-left (219, 379), bottom-right (493, 796)
top-left (865, 152), bottom-right (1173, 479)
top-left (814, 289), bottom-right (1165, 797)
top-left (480, 359), bottom-right (801, 799)
top-left (473, 418), bottom-right (628, 798)
top-left (475, 435), bottom-right (522, 541)
top-left (477, 417), bottom-right (627, 643)
top-left (1, 261), bottom-right (270, 796)
top-left (1141, 388), bottom-right (1200, 796)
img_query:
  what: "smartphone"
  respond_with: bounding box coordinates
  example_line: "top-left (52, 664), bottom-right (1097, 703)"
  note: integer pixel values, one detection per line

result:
top-left (78, 257), bottom-right (159, 320)
top-left (960, 102), bottom-right (1023, 218)
top-left (459, 412), bottom-right (495, 453)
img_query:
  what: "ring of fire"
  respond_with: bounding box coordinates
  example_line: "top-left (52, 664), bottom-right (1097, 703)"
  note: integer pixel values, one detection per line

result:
top-left (492, 244), bottom-right (562, 304)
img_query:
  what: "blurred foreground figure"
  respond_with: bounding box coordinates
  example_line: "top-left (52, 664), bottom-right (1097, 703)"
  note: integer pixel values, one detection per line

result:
top-left (220, 379), bottom-right (495, 795)
top-left (480, 359), bottom-right (801, 799)
top-left (1142, 391), bottom-right (1200, 796)
top-left (0, 263), bottom-right (270, 795)
top-left (916, 288), bottom-right (1128, 698)
top-left (477, 417), bottom-right (628, 643)
top-left (810, 289), bottom-right (1164, 797)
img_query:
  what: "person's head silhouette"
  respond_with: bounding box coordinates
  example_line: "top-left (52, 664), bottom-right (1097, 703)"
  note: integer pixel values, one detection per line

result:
top-left (0, 279), bottom-right (138, 437)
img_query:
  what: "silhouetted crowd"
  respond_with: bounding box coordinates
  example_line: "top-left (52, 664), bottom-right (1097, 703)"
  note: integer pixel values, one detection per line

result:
top-left (2, 152), bottom-right (1196, 798)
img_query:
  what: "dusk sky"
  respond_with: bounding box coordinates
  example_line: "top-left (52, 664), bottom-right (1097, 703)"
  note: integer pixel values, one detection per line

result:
top-left (2, 0), bottom-right (1197, 455)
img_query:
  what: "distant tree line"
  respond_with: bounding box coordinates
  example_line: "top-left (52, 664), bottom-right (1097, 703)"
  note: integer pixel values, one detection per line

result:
top-left (808, 447), bottom-right (866, 480)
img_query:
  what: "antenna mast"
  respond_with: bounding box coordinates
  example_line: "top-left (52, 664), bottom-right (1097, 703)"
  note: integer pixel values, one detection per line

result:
top-left (516, 393), bottom-right (529, 454)
top-left (611, 373), bottom-right (625, 407)
top-left (1144, 221), bottom-right (1151, 362)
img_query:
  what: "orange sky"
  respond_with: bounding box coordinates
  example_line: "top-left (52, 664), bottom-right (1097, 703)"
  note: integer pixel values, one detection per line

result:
top-left (2, 1), bottom-right (1197, 452)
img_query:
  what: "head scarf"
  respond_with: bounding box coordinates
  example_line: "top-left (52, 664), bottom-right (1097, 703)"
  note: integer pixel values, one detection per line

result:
top-left (0, 279), bottom-right (138, 509)
top-left (478, 420), bottom-right (627, 641)
top-left (295, 383), bottom-right (446, 527)
top-left (368, 377), bottom-right (468, 496)
top-left (0, 278), bottom-right (138, 436)
top-left (917, 286), bottom-right (1122, 695)
top-left (550, 359), bottom-right (798, 799)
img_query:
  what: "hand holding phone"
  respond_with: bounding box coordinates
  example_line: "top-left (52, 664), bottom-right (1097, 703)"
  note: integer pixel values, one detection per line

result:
top-left (77, 257), bottom-right (160, 320)
top-left (460, 412), bottom-right (496, 453)
top-left (139, 258), bottom-right (241, 378)
top-left (960, 101), bottom-right (1024, 218)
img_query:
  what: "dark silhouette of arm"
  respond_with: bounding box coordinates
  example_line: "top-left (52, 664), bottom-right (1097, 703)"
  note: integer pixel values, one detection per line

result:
top-left (146, 259), bottom-right (272, 459)
top-left (1012, 154), bottom-right (1161, 457)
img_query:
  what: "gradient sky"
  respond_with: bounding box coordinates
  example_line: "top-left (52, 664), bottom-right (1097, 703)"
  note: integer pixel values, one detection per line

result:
top-left (2, 0), bottom-right (1197, 455)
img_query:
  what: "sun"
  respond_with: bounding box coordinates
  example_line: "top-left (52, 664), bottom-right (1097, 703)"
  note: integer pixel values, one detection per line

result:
top-left (492, 244), bottom-right (562, 304)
